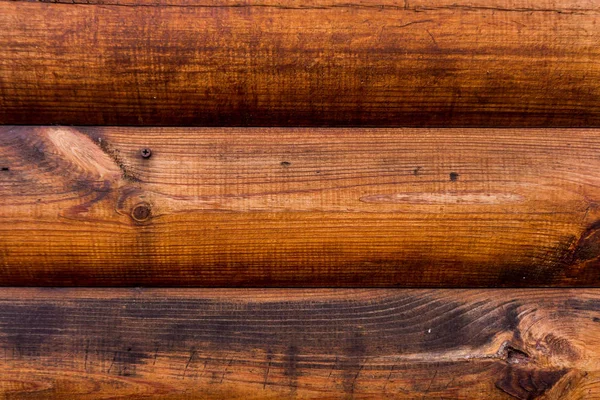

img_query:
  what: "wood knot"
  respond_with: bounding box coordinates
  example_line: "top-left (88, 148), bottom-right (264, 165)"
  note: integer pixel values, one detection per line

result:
top-left (505, 346), bottom-right (530, 365)
top-left (572, 224), bottom-right (600, 263)
top-left (495, 343), bottom-right (568, 400)
top-left (131, 202), bottom-right (152, 222)
top-left (567, 221), bottom-right (600, 279)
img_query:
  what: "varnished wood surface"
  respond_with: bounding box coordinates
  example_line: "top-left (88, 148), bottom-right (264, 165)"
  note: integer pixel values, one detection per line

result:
top-left (1, 0), bottom-right (600, 126)
top-left (2, 126), bottom-right (600, 286)
top-left (0, 288), bottom-right (598, 399)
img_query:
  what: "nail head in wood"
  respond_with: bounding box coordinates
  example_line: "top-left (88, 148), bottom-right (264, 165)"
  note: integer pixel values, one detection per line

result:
top-left (140, 148), bottom-right (152, 159)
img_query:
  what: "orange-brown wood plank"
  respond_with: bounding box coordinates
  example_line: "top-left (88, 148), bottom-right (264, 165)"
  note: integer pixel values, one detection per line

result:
top-left (0, 288), bottom-right (597, 399)
top-left (1, 0), bottom-right (599, 126)
top-left (2, 126), bottom-right (600, 286)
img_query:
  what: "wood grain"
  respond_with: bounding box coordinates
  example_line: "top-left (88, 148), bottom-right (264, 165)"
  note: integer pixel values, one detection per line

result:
top-left (1, 0), bottom-right (600, 126)
top-left (0, 288), bottom-right (598, 399)
top-left (2, 125), bottom-right (600, 286)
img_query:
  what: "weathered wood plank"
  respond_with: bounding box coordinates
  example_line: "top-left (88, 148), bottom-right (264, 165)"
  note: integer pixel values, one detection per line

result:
top-left (0, 288), bottom-right (597, 399)
top-left (2, 126), bottom-right (600, 286)
top-left (1, 0), bottom-right (599, 126)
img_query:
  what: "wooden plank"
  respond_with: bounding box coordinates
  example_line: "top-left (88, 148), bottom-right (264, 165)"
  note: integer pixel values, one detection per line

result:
top-left (2, 126), bottom-right (600, 286)
top-left (0, 288), bottom-right (597, 398)
top-left (0, 0), bottom-right (599, 126)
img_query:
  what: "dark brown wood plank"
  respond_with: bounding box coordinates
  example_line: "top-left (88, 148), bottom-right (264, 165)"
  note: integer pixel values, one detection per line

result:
top-left (1, 0), bottom-right (599, 126)
top-left (2, 126), bottom-right (600, 286)
top-left (0, 288), bottom-right (597, 399)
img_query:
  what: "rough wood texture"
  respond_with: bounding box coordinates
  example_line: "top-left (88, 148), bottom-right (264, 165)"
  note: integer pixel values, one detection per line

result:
top-left (2, 125), bottom-right (600, 286)
top-left (0, 288), bottom-right (597, 399)
top-left (1, 0), bottom-right (599, 126)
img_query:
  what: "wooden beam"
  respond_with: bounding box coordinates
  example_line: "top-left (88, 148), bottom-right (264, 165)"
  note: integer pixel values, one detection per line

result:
top-left (0, 0), bottom-right (599, 126)
top-left (0, 288), bottom-right (597, 398)
top-left (2, 126), bottom-right (600, 286)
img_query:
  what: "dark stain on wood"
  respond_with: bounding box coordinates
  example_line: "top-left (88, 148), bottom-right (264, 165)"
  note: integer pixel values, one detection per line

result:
top-left (0, 289), bottom-right (591, 398)
top-left (495, 366), bottom-right (567, 400)
top-left (0, 304), bottom-right (66, 356)
top-left (564, 298), bottom-right (600, 312)
top-left (572, 222), bottom-right (600, 263)
top-left (284, 344), bottom-right (300, 393)
top-left (566, 221), bottom-right (600, 280)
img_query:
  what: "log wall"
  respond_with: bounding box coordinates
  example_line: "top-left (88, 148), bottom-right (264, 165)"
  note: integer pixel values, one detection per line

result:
top-left (2, 126), bottom-right (600, 286)
top-left (1, 0), bottom-right (599, 126)
top-left (0, 288), bottom-right (597, 399)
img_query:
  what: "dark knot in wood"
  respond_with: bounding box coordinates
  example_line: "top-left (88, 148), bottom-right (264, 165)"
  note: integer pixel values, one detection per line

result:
top-left (131, 202), bottom-right (152, 222)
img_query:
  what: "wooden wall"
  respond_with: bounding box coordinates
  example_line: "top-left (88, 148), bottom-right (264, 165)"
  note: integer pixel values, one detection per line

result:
top-left (1, 0), bottom-right (599, 126)
top-left (2, 125), bottom-right (600, 286)
top-left (0, 288), bottom-right (598, 399)
top-left (2, 1), bottom-right (600, 398)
